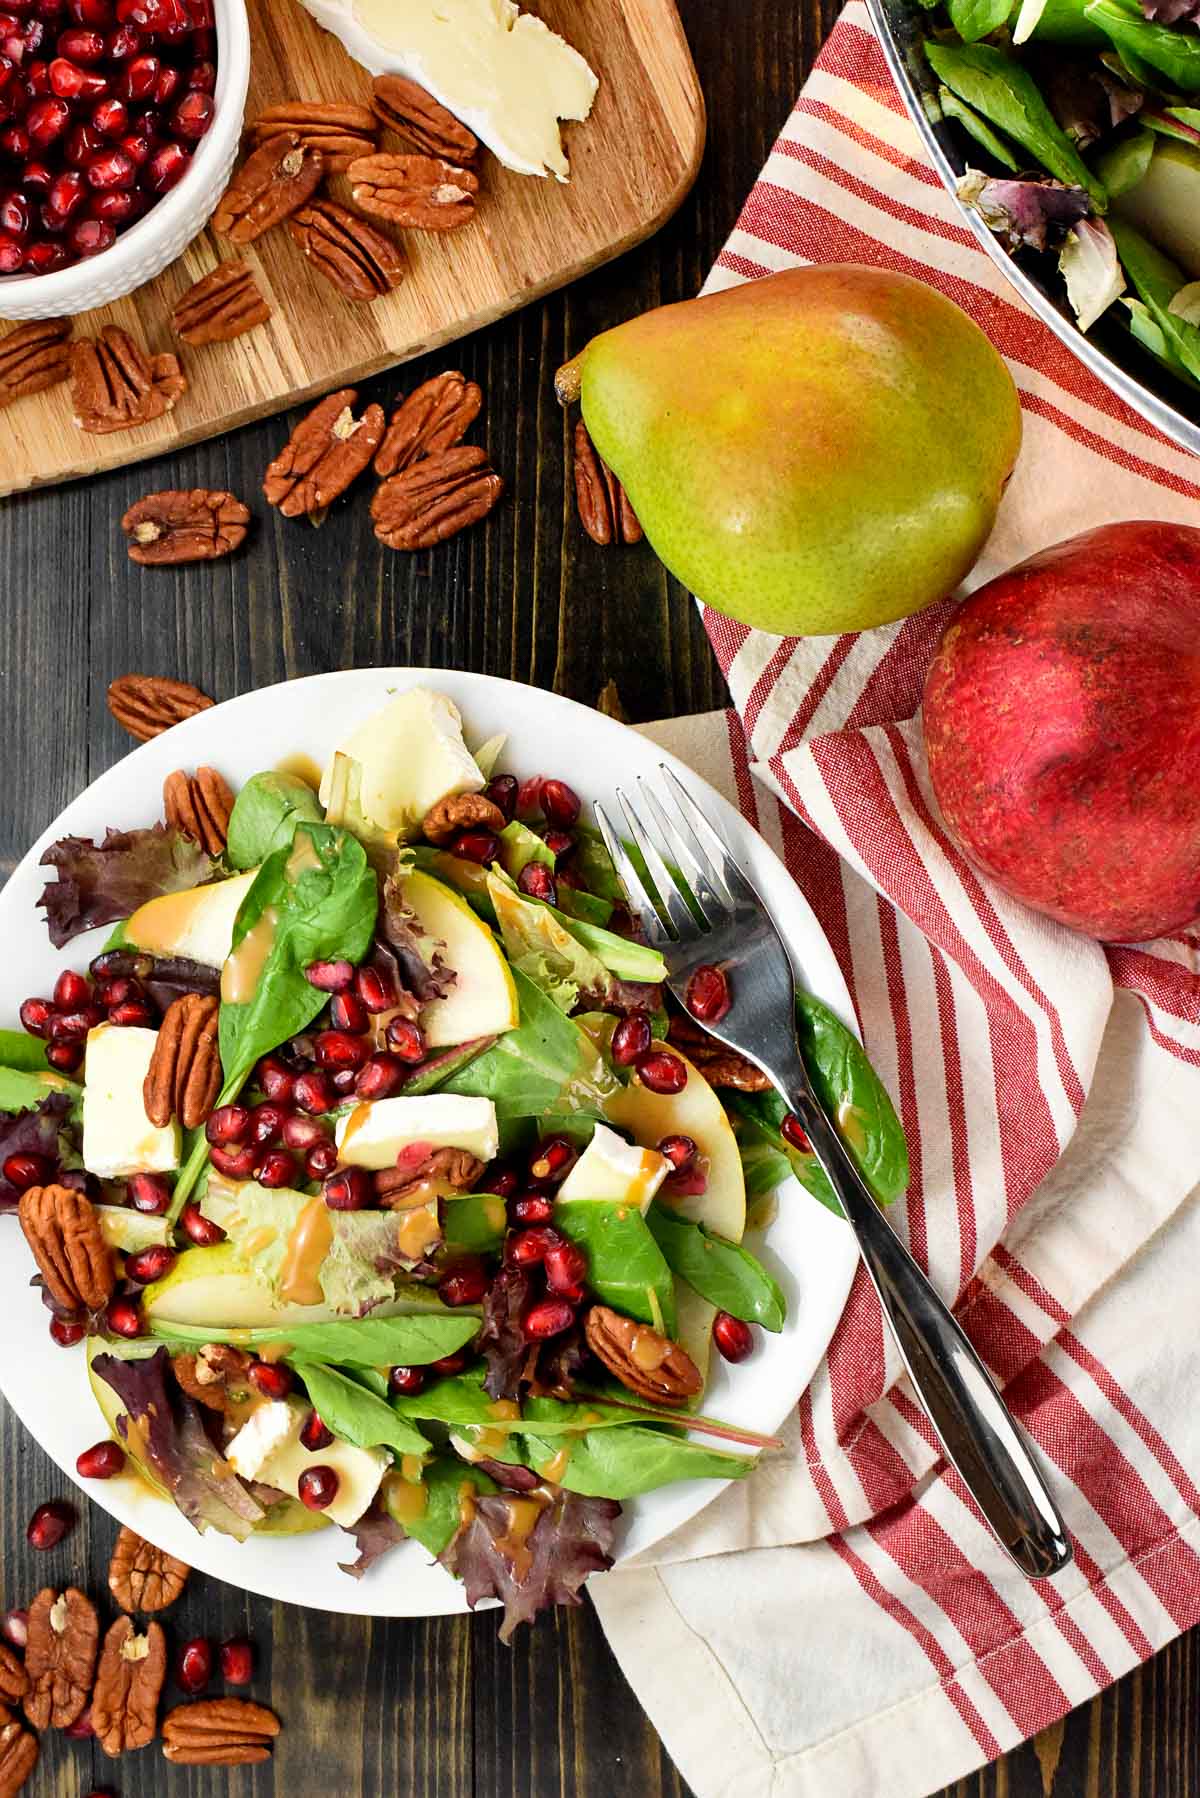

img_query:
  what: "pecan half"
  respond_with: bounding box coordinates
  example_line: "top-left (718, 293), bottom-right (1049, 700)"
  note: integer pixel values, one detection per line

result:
top-left (171, 1344), bottom-right (253, 1415)
top-left (371, 73), bottom-right (478, 164)
top-left (107, 674), bottom-right (214, 743)
top-left (122, 489), bottom-right (250, 565)
top-left (348, 151), bottom-right (479, 231)
top-left (18, 1184), bottom-right (114, 1312)
top-left (144, 992), bottom-right (221, 1129)
top-left (375, 371), bottom-right (483, 478)
top-left (161, 1697), bottom-right (280, 1766)
top-left (0, 317), bottom-right (71, 410)
top-left (371, 444), bottom-right (503, 551)
top-left (212, 132), bottom-right (324, 244)
top-left (71, 326), bottom-right (186, 434)
top-left (92, 1616), bottom-right (166, 1758)
top-left (0, 1704), bottom-right (36, 1798)
top-left (162, 766), bottom-right (234, 856)
top-left (108, 1526), bottom-right (191, 1616)
top-left (172, 262), bottom-right (271, 346)
top-left (249, 100), bottom-right (377, 172)
top-left (421, 790), bottom-right (504, 844)
top-left (583, 1306), bottom-right (703, 1406)
top-left (574, 422), bottom-right (642, 546)
top-left (666, 1014), bottom-right (771, 1091)
top-left (0, 1651), bottom-right (26, 1709)
top-left (263, 388), bottom-right (385, 518)
top-left (375, 1146), bottom-right (483, 1209)
top-left (287, 198), bottom-right (405, 302)
top-left (23, 1588), bottom-right (98, 1732)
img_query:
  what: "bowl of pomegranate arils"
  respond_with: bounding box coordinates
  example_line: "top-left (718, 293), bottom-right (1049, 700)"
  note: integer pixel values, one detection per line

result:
top-left (0, 0), bottom-right (249, 319)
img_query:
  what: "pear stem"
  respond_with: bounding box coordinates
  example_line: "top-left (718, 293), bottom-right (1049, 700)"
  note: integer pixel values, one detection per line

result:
top-left (554, 354), bottom-right (584, 407)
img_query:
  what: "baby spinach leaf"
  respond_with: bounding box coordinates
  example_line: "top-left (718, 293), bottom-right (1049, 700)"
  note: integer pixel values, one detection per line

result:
top-left (948, 0), bottom-right (1013, 42)
top-left (490, 1424), bottom-right (757, 1499)
top-left (386, 1457), bottom-right (498, 1557)
top-left (646, 1204), bottom-right (786, 1331)
top-left (152, 1312), bottom-right (479, 1366)
top-left (292, 1361), bottom-right (430, 1457)
top-left (555, 886), bottom-right (614, 928)
top-left (224, 772), bottom-right (325, 870)
top-left (1093, 127), bottom-right (1156, 196)
top-left (939, 86), bottom-right (1021, 167)
top-left (443, 1193), bottom-right (509, 1255)
top-left (1086, 0), bottom-right (1200, 90)
top-left (572, 826), bottom-right (626, 902)
top-left (554, 1199), bottom-right (676, 1333)
top-left (0, 1030), bottom-right (50, 1074)
top-left (441, 970), bottom-right (617, 1122)
top-left (925, 40), bottom-right (1107, 202)
top-left (1110, 217), bottom-right (1200, 381)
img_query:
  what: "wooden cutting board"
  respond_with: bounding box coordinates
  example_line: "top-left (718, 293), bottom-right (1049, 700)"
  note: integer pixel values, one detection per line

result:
top-left (0, 0), bottom-right (703, 496)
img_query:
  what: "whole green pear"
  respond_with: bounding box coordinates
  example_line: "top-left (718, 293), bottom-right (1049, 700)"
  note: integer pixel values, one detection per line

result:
top-left (560, 265), bottom-right (1022, 637)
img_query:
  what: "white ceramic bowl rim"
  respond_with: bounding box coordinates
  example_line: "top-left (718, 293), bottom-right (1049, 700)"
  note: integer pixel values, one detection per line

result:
top-left (0, 0), bottom-right (249, 309)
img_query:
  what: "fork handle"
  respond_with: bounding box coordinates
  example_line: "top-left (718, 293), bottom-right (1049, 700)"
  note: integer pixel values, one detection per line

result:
top-left (786, 1087), bottom-right (1072, 1580)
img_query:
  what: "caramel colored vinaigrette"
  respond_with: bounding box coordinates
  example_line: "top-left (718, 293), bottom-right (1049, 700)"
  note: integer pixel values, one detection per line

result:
top-left (258, 1340), bottom-right (292, 1364)
top-left (285, 832), bottom-right (323, 878)
top-left (400, 1454), bottom-right (425, 1483)
top-left (835, 1098), bottom-right (869, 1158)
top-left (458, 1482), bottom-right (478, 1529)
top-left (486, 1400), bottom-right (520, 1422)
top-left (395, 1203), bottom-right (442, 1262)
top-left (384, 1473), bottom-right (429, 1524)
top-left (221, 905), bottom-right (280, 1005)
top-left (629, 1329), bottom-right (671, 1373)
top-left (275, 752), bottom-right (322, 790)
top-left (536, 1444), bottom-right (571, 1484)
top-left (277, 1199), bottom-right (333, 1307)
top-left (492, 1494), bottom-right (551, 1581)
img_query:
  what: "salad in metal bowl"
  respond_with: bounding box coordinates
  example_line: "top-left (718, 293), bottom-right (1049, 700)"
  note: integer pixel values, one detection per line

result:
top-left (0, 688), bottom-right (905, 1639)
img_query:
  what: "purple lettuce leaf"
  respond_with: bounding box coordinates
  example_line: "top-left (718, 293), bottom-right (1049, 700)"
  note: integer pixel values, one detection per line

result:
top-left (338, 1500), bottom-right (406, 1579)
top-left (576, 977), bottom-right (663, 1018)
top-left (479, 1266), bottom-right (532, 1402)
top-left (1142, 0), bottom-right (1200, 22)
top-left (383, 877), bottom-right (457, 1006)
top-left (440, 1489), bottom-right (621, 1643)
top-left (1039, 55), bottom-right (1144, 147)
top-left (0, 1092), bottom-right (76, 1213)
top-left (91, 1347), bottom-right (265, 1541)
top-left (39, 826), bottom-right (219, 949)
top-left (528, 1325), bottom-right (588, 1402)
top-left (956, 171), bottom-right (1091, 252)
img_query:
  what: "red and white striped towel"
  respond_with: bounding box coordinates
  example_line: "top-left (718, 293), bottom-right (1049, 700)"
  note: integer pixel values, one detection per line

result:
top-left (588, 9), bottom-right (1200, 1793)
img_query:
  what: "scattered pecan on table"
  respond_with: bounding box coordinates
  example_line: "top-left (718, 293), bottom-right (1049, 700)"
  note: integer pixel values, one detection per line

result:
top-left (347, 151), bottom-right (479, 232)
top-left (70, 326), bottom-right (186, 435)
top-left (171, 1344), bottom-right (253, 1415)
top-left (287, 198), bottom-right (405, 302)
top-left (371, 444), bottom-right (503, 551)
top-left (248, 99), bottom-right (377, 172)
top-left (421, 790), bottom-right (505, 844)
top-left (371, 73), bottom-right (478, 164)
top-left (574, 421), bottom-right (642, 546)
top-left (583, 1306), bottom-right (703, 1406)
top-left (263, 388), bottom-right (385, 518)
top-left (0, 1650), bottom-right (26, 1709)
top-left (144, 992), bottom-right (221, 1129)
top-left (212, 132), bottom-right (324, 244)
top-left (17, 1184), bottom-right (114, 1313)
top-left (161, 1696), bottom-right (281, 1767)
top-left (0, 317), bottom-right (72, 410)
top-left (108, 1526), bottom-right (191, 1616)
top-left (91, 1616), bottom-right (167, 1758)
top-left (121, 490), bottom-right (251, 566)
top-left (107, 674), bottom-right (214, 742)
top-left (172, 262), bottom-right (270, 346)
top-left (666, 1012), bottom-right (771, 1091)
top-left (162, 765), bottom-right (235, 855)
top-left (375, 370), bottom-right (483, 478)
top-left (23, 1587), bottom-right (99, 1732)
top-left (375, 1147), bottom-right (484, 1209)
top-left (0, 1703), bottom-right (37, 1798)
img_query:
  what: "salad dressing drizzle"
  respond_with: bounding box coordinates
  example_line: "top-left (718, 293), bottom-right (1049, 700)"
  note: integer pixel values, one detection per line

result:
top-left (221, 906), bottom-right (280, 1005)
top-left (278, 1199), bottom-right (333, 1307)
top-left (492, 1494), bottom-right (551, 1580)
top-left (394, 1203), bottom-right (443, 1262)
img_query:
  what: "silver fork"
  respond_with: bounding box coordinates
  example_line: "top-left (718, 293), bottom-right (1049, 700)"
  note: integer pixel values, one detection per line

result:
top-left (597, 766), bottom-right (1072, 1581)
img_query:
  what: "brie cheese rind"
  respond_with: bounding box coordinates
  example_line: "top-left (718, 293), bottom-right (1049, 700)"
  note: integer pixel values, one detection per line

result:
top-left (296, 0), bottom-right (598, 181)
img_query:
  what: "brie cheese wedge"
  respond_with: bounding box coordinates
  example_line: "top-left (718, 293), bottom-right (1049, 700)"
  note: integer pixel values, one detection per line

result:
top-left (296, 0), bottom-right (598, 180)
top-left (82, 1024), bottom-right (180, 1179)
top-left (557, 1123), bottom-right (669, 1215)
top-left (335, 1092), bottom-right (500, 1169)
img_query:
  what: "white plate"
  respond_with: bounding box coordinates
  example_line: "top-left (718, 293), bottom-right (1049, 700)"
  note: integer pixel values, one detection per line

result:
top-left (0, 669), bottom-right (858, 1617)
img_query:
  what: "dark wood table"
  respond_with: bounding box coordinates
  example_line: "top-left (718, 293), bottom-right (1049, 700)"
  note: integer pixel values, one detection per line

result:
top-left (0, 2), bottom-right (1194, 1793)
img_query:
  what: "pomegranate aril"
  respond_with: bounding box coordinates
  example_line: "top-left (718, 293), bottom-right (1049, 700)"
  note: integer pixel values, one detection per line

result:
top-left (206, 1104), bottom-right (250, 1146)
top-left (27, 1499), bottom-right (74, 1549)
top-left (24, 90), bottom-right (65, 141)
top-left (72, 212), bottom-right (118, 258)
top-left (117, 45), bottom-right (153, 94)
top-left (516, 775), bottom-right (544, 819)
top-left (326, 990), bottom-right (366, 1034)
top-left (255, 1149), bottom-right (295, 1190)
top-left (298, 1465), bottom-right (339, 1511)
top-left (384, 1016), bottom-right (425, 1063)
top-left (55, 23), bottom-right (102, 55)
top-left (53, 967), bottom-right (90, 1009)
top-left (611, 1008), bottom-right (652, 1067)
top-left (0, 122), bottom-right (29, 155)
top-left (511, 1192), bottom-right (553, 1226)
top-left (387, 1364), bottom-right (425, 1395)
top-left (63, 119), bottom-right (100, 164)
top-left (144, 136), bottom-right (185, 188)
top-left (323, 1167), bottom-right (370, 1211)
top-left (480, 1165), bottom-right (518, 1199)
top-left (180, 1202), bottom-right (224, 1245)
top-left (0, 186), bottom-right (29, 233)
top-left (330, 1066), bottom-right (357, 1095)
top-left (219, 1638), bottom-right (254, 1686)
top-left (305, 1140), bottom-right (338, 1180)
top-left (209, 1142), bottom-right (259, 1179)
top-left (685, 963), bottom-right (731, 1025)
top-left (249, 1101), bottom-right (286, 1147)
top-left (106, 1296), bottom-right (142, 1338)
top-left (540, 779), bottom-right (581, 828)
top-left (354, 964), bottom-right (395, 1013)
top-left (1, 1610), bottom-right (28, 1651)
top-left (451, 829), bottom-right (499, 866)
top-left (64, 1706), bottom-right (94, 1740)
top-left (88, 183), bottom-right (133, 219)
top-left (353, 1052), bottom-right (406, 1101)
top-left (505, 1224), bottom-right (561, 1267)
top-left (635, 1049), bottom-right (687, 1095)
top-left (247, 1360), bottom-right (292, 1399)
top-left (49, 1313), bottom-right (85, 1346)
top-left (70, 0), bottom-right (113, 21)
top-left (50, 54), bottom-right (108, 96)
top-left (780, 1114), bottom-right (812, 1154)
top-left (105, 16), bottom-right (135, 55)
top-left (24, 57), bottom-right (51, 97)
top-left (544, 1240), bottom-right (587, 1295)
top-left (176, 1636), bottom-right (212, 1694)
top-left (76, 1437), bottom-right (125, 1478)
top-left (186, 53), bottom-right (212, 89)
top-left (280, 1112), bottom-right (325, 1153)
top-left (657, 1133), bottom-right (697, 1171)
top-left (124, 1242), bottom-right (175, 1284)
top-left (150, 58), bottom-right (177, 103)
top-left (257, 1055), bottom-right (296, 1103)
top-left (127, 1170), bottom-right (170, 1213)
top-left (484, 773), bottom-right (518, 821)
top-left (85, 143), bottom-right (133, 186)
top-left (429, 1349), bottom-right (470, 1377)
top-left (293, 1069), bottom-right (335, 1114)
top-left (523, 1298), bottom-right (574, 1340)
top-left (20, 159), bottom-right (53, 193)
top-left (3, 1150), bottom-right (48, 1191)
top-left (18, 995), bottom-right (52, 1035)
top-left (45, 1038), bottom-right (83, 1070)
top-left (529, 1136), bottom-right (575, 1182)
top-left (517, 862), bottom-right (556, 904)
top-left (438, 1257), bottom-right (488, 1307)
top-left (169, 85), bottom-right (209, 136)
top-left (89, 90), bottom-right (123, 131)
top-left (304, 958), bottom-right (353, 997)
top-left (542, 828), bottom-right (575, 860)
top-left (712, 1311), bottom-right (754, 1363)
top-left (108, 998), bottom-right (153, 1027)
top-left (299, 1408), bottom-right (333, 1450)
top-left (314, 1028), bottom-right (369, 1072)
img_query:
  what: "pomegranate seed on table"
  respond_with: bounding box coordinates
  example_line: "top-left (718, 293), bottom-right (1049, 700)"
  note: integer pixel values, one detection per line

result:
top-left (712, 1311), bottom-right (755, 1364)
top-left (2, 1151), bottom-right (48, 1191)
top-left (247, 1360), bottom-right (292, 1400)
top-left (27, 1499), bottom-right (74, 1549)
top-left (384, 1016), bottom-right (425, 1063)
top-left (219, 1637), bottom-right (254, 1686)
top-left (249, 1102), bottom-right (286, 1146)
top-left (128, 1170), bottom-right (170, 1213)
top-left (517, 862), bottom-right (556, 904)
top-left (511, 1192), bottom-right (553, 1226)
top-left (45, 1039), bottom-right (83, 1071)
top-left (529, 1136), bottom-right (575, 1182)
top-left (544, 1240), bottom-right (587, 1295)
top-left (304, 958), bottom-right (354, 994)
top-left (484, 773), bottom-right (518, 820)
top-left (523, 1298), bottom-right (574, 1340)
top-left (354, 1052), bottom-right (406, 1101)
top-left (257, 1055), bottom-right (296, 1103)
top-left (209, 1142), bottom-right (258, 1179)
top-left (256, 1149), bottom-right (295, 1190)
top-left (540, 779), bottom-right (581, 828)
top-left (387, 1365), bottom-right (424, 1396)
top-left (635, 1049), bottom-right (687, 1095)
top-left (330, 989), bottom-right (368, 1033)
top-left (52, 968), bottom-right (88, 1009)
top-left (180, 1202), bottom-right (224, 1245)
top-left (505, 1225), bottom-right (561, 1267)
top-left (686, 963), bottom-right (731, 1025)
top-left (657, 1133), bottom-right (697, 1171)
top-left (49, 1314), bottom-right (85, 1346)
top-left (17, 996), bottom-right (52, 1036)
top-left (354, 964), bottom-right (395, 1013)
top-left (611, 1009), bottom-right (652, 1067)
top-left (176, 1636), bottom-right (212, 1693)
top-left (305, 1140), bottom-right (338, 1180)
top-left (64, 1705), bottom-right (94, 1739)
top-left (438, 1258), bottom-right (488, 1307)
top-left (314, 1028), bottom-right (368, 1072)
top-left (76, 1438), bottom-right (125, 1478)
top-left (781, 1113), bottom-right (812, 1153)
top-left (298, 1465), bottom-right (339, 1511)
top-left (294, 1069), bottom-right (336, 1114)
top-left (451, 828), bottom-right (500, 865)
top-left (299, 1410), bottom-right (333, 1451)
top-left (323, 1167), bottom-right (370, 1211)
top-left (1, 1610), bottom-right (28, 1651)
top-left (123, 1242), bottom-right (175, 1284)
top-left (105, 1296), bottom-right (143, 1338)
top-left (281, 1112), bottom-right (325, 1152)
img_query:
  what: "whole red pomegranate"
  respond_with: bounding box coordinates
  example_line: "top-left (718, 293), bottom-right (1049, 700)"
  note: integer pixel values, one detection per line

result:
top-left (922, 520), bottom-right (1200, 942)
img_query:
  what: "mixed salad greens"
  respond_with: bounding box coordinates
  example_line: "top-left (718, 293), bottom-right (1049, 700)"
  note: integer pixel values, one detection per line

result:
top-left (915, 0), bottom-right (1200, 394)
top-left (0, 687), bottom-right (907, 1639)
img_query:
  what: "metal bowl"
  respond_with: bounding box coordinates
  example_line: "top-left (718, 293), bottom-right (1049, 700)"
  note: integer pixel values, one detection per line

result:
top-left (866, 0), bottom-right (1200, 457)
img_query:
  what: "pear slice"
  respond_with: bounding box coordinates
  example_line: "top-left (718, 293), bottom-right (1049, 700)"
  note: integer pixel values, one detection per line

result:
top-left (125, 870), bottom-right (257, 967)
top-left (141, 1244), bottom-right (460, 1330)
top-left (1113, 140), bottom-right (1200, 279)
top-left (397, 868), bottom-right (519, 1048)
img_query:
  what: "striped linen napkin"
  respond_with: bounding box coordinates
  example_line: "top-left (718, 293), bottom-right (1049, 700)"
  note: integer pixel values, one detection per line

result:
top-left (587, 8), bottom-right (1200, 1794)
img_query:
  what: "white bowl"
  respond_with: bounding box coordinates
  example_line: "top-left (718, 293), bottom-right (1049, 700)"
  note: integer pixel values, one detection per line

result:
top-left (0, 0), bottom-right (250, 321)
